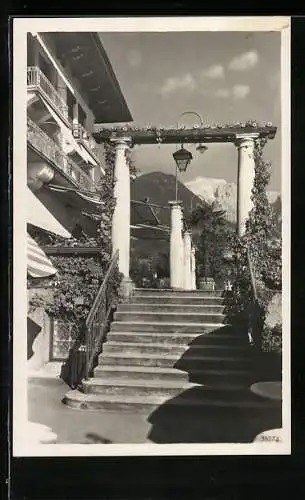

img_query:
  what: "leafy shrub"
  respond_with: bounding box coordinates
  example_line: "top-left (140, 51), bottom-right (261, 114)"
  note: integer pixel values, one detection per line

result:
top-left (262, 292), bottom-right (282, 352)
top-left (130, 251), bottom-right (169, 289)
top-left (262, 324), bottom-right (282, 353)
top-left (188, 200), bottom-right (235, 283)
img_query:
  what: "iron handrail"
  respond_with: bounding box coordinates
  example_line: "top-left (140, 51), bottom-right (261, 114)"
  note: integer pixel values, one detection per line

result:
top-left (246, 246), bottom-right (258, 302)
top-left (85, 250), bottom-right (119, 377)
top-left (246, 246), bottom-right (261, 348)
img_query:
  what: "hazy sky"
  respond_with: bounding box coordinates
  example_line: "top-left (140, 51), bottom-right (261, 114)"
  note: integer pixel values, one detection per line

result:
top-left (100, 31), bottom-right (281, 191)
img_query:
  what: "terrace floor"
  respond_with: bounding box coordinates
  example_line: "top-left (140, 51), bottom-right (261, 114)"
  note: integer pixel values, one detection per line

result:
top-left (28, 376), bottom-right (281, 445)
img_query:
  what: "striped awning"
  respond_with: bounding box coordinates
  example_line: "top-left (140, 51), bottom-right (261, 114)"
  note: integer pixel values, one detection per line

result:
top-left (27, 233), bottom-right (57, 278)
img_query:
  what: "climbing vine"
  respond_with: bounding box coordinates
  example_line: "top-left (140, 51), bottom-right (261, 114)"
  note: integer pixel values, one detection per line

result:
top-left (225, 138), bottom-right (282, 350)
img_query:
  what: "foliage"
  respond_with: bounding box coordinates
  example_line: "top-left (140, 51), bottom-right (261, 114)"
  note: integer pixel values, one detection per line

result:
top-left (130, 251), bottom-right (170, 289)
top-left (48, 257), bottom-right (104, 317)
top-left (187, 200), bottom-right (234, 285)
top-left (270, 195), bottom-right (282, 240)
top-left (245, 138), bottom-right (282, 295)
top-left (28, 293), bottom-right (46, 313)
top-left (262, 293), bottom-right (282, 352)
top-left (226, 138), bottom-right (282, 351)
top-left (262, 324), bottom-right (282, 353)
top-left (97, 142), bottom-right (117, 267)
top-left (262, 239), bottom-right (282, 290)
top-left (263, 292), bottom-right (282, 352)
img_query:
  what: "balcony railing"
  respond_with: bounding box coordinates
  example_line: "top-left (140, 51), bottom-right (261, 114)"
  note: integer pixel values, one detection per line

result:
top-left (72, 122), bottom-right (99, 151)
top-left (27, 66), bottom-right (69, 120)
top-left (27, 117), bottom-right (96, 193)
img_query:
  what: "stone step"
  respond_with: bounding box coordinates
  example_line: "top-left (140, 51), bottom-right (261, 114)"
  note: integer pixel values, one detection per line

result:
top-left (63, 389), bottom-right (279, 413)
top-left (130, 295), bottom-right (225, 305)
top-left (117, 303), bottom-right (225, 314)
top-left (101, 341), bottom-right (250, 357)
top-left (83, 377), bottom-right (200, 397)
top-left (82, 378), bottom-right (269, 401)
top-left (106, 331), bottom-right (248, 346)
top-left (110, 321), bottom-right (225, 334)
top-left (93, 365), bottom-right (253, 389)
top-left (99, 352), bottom-right (251, 370)
top-left (113, 311), bottom-right (226, 323)
top-left (186, 368), bottom-right (253, 386)
top-left (134, 288), bottom-right (224, 297)
top-left (94, 365), bottom-right (189, 382)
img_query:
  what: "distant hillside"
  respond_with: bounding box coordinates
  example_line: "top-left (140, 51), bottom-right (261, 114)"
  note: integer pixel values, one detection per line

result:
top-left (131, 171), bottom-right (203, 228)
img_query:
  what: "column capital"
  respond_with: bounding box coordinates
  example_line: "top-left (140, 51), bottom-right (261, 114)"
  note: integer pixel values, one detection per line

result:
top-left (234, 133), bottom-right (260, 149)
top-left (169, 200), bottom-right (183, 208)
top-left (110, 137), bottom-right (132, 149)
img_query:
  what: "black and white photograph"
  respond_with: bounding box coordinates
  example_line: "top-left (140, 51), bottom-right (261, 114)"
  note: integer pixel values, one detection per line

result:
top-left (13, 16), bottom-right (290, 456)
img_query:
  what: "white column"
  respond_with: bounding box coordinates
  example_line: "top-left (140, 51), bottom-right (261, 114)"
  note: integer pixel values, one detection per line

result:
top-left (111, 138), bottom-right (131, 278)
top-left (191, 245), bottom-right (196, 290)
top-left (183, 230), bottom-right (192, 290)
top-left (235, 134), bottom-right (259, 236)
top-left (169, 201), bottom-right (184, 289)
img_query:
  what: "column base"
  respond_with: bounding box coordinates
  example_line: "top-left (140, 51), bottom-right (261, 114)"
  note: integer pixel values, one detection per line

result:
top-left (119, 277), bottom-right (135, 299)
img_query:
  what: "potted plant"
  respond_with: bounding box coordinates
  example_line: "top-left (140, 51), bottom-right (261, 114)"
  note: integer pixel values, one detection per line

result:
top-left (198, 276), bottom-right (215, 291)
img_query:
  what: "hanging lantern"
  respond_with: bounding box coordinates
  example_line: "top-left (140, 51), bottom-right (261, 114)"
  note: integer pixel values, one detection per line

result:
top-left (196, 143), bottom-right (208, 154)
top-left (172, 146), bottom-right (193, 173)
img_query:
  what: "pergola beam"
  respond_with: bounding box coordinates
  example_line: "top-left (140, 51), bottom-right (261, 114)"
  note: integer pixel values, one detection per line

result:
top-left (93, 125), bottom-right (277, 145)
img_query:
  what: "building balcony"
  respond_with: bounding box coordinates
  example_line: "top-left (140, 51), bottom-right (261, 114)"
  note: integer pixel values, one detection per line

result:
top-left (27, 117), bottom-right (96, 193)
top-left (27, 66), bottom-right (69, 123)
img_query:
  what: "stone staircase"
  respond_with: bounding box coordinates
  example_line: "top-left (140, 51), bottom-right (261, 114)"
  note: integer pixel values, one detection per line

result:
top-left (63, 288), bottom-right (281, 426)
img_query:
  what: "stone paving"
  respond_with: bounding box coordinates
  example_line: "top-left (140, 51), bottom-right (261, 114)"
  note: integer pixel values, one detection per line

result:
top-left (28, 376), bottom-right (281, 445)
top-left (28, 378), bottom-right (152, 444)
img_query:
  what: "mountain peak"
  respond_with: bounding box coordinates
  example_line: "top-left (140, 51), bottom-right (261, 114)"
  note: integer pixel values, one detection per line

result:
top-left (184, 175), bottom-right (280, 223)
top-left (185, 176), bottom-right (227, 202)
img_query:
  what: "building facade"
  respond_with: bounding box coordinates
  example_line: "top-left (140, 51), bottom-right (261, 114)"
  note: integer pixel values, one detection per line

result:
top-left (27, 31), bottom-right (132, 371)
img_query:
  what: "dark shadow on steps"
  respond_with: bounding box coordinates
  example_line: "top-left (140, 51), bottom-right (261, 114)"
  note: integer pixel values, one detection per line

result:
top-left (147, 325), bottom-right (282, 443)
top-left (147, 398), bottom-right (281, 443)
